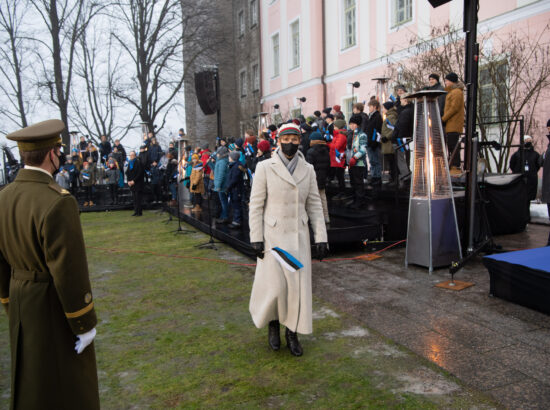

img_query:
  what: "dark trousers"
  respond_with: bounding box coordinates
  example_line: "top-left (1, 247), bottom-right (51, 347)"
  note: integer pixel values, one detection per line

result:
top-left (132, 188), bottom-right (143, 215)
top-left (384, 154), bottom-right (396, 181)
top-left (330, 167), bottom-right (346, 193)
top-left (192, 193), bottom-right (203, 207)
top-left (229, 189), bottom-right (243, 224)
top-left (349, 166), bottom-right (366, 203)
top-left (109, 183), bottom-right (118, 204)
top-left (446, 132), bottom-right (461, 168)
top-left (84, 186), bottom-right (93, 202)
top-left (151, 183), bottom-right (162, 202)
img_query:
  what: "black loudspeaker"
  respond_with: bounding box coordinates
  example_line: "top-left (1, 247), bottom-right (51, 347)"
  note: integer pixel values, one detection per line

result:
top-left (428, 0), bottom-right (452, 7)
top-left (194, 71), bottom-right (218, 115)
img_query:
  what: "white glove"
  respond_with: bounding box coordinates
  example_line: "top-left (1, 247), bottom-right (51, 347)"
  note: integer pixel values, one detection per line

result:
top-left (75, 327), bottom-right (97, 354)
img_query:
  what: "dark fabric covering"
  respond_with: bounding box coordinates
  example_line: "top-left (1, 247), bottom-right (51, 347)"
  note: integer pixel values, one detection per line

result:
top-left (509, 147), bottom-right (542, 200)
top-left (483, 247), bottom-right (550, 315)
top-left (391, 103), bottom-right (414, 142)
top-left (482, 174), bottom-right (529, 235)
top-left (366, 110), bottom-right (382, 149)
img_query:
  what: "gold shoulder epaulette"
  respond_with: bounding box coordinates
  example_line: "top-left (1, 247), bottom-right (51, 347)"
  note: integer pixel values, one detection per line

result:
top-left (48, 182), bottom-right (69, 195)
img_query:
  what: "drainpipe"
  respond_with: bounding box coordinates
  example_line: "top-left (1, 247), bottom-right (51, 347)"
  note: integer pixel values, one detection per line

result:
top-left (258, 0), bottom-right (263, 112)
top-left (321, 0), bottom-right (327, 109)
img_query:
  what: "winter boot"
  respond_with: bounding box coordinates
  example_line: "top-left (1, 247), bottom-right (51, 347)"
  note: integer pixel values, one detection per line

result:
top-left (83, 202), bottom-right (89, 207)
top-left (285, 327), bottom-right (303, 357)
top-left (268, 320), bottom-right (281, 351)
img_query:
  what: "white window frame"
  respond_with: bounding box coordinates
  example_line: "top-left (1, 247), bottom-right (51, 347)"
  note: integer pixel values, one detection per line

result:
top-left (341, 0), bottom-right (357, 51)
top-left (250, 0), bottom-right (258, 27)
top-left (342, 95), bottom-right (357, 122)
top-left (238, 10), bottom-right (245, 37)
top-left (390, 0), bottom-right (414, 30)
top-left (252, 63), bottom-right (260, 91)
top-left (271, 32), bottom-right (280, 78)
top-left (289, 18), bottom-right (300, 71)
top-left (239, 69), bottom-right (247, 98)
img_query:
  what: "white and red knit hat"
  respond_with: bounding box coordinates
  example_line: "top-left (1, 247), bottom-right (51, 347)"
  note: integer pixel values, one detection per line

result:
top-left (278, 123), bottom-right (301, 136)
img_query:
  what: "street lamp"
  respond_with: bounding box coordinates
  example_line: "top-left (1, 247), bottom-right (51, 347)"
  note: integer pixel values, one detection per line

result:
top-left (257, 112), bottom-right (269, 134)
top-left (348, 81), bottom-right (360, 101)
top-left (296, 97), bottom-right (306, 116)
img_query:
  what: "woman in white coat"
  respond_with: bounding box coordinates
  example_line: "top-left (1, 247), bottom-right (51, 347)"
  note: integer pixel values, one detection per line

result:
top-left (248, 123), bottom-right (328, 356)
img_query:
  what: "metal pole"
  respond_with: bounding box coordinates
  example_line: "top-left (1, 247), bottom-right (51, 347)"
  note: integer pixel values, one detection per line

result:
top-left (463, 0), bottom-right (480, 253)
top-left (215, 67), bottom-right (223, 140)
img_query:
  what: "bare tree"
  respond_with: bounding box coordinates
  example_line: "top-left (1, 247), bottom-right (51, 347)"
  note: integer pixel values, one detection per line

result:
top-left (70, 26), bottom-right (136, 145)
top-left (0, 0), bottom-right (33, 132)
top-left (111, 0), bottom-right (226, 133)
top-left (29, 0), bottom-right (104, 145)
top-left (386, 23), bottom-right (550, 173)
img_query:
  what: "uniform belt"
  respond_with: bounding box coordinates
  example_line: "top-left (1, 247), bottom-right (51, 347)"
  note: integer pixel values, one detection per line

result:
top-left (12, 268), bottom-right (52, 283)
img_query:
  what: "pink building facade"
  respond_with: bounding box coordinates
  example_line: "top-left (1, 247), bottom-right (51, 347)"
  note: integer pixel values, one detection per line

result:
top-left (260, 0), bottom-right (550, 145)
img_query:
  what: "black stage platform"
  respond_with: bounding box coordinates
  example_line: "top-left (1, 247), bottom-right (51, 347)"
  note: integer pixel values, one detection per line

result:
top-left (483, 247), bottom-right (550, 315)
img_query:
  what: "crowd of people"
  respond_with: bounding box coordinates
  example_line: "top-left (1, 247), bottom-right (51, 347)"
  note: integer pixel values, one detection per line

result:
top-left (177, 72), bottom-right (465, 228)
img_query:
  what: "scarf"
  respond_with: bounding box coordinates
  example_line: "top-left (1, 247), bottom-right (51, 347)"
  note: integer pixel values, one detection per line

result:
top-left (277, 148), bottom-right (299, 175)
top-left (129, 158), bottom-right (135, 170)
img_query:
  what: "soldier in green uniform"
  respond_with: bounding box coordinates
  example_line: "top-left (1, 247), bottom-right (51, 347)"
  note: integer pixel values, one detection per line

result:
top-left (0, 120), bottom-right (99, 410)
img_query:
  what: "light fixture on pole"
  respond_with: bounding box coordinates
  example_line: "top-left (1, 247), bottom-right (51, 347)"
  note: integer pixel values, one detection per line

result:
top-left (296, 97), bottom-right (306, 116)
top-left (69, 130), bottom-right (80, 153)
top-left (348, 81), bottom-right (360, 101)
top-left (405, 90), bottom-right (462, 273)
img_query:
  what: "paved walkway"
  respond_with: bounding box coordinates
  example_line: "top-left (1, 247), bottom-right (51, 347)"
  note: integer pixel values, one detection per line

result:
top-left (313, 223), bottom-right (550, 409)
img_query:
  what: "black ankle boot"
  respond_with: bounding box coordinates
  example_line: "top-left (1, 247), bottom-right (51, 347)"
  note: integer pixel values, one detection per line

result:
top-left (268, 320), bottom-right (281, 351)
top-left (285, 327), bottom-right (303, 356)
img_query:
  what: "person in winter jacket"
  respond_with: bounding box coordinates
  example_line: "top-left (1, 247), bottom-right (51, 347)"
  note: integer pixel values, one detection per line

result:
top-left (332, 104), bottom-right (345, 120)
top-left (85, 142), bottom-right (99, 164)
top-left (165, 153), bottom-right (178, 206)
top-left (348, 114), bottom-right (368, 208)
top-left (213, 142), bottom-right (230, 223)
top-left (328, 119), bottom-right (348, 198)
top-left (365, 99), bottom-right (383, 186)
top-left (381, 101), bottom-right (398, 183)
top-left (423, 73), bottom-right (445, 115)
top-left (391, 96), bottom-right (414, 186)
top-left (189, 154), bottom-right (205, 213)
top-left (99, 135), bottom-right (112, 164)
top-left (148, 137), bottom-right (164, 166)
top-left (150, 161), bottom-right (162, 203)
top-left (227, 151), bottom-right (245, 228)
top-left (306, 131), bottom-right (331, 223)
top-left (79, 161), bottom-right (96, 207)
top-left (250, 139), bottom-right (272, 174)
top-left (105, 157), bottom-right (120, 205)
top-left (63, 157), bottom-right (78, 194)
top-left (352, 102), bottom-right (369, 135)
top-left (442, 72), bottom-right (465, 169)
top-left (394, 84), bottom-right (408, 115)
top-left (55, 167), bottom-right (70, 190)
top-left (509, 135), bottom-right (542, 210)
top-left (542, 119), bottom-right (550, 245)
top-left (126, 151), bottom-right (145, 216)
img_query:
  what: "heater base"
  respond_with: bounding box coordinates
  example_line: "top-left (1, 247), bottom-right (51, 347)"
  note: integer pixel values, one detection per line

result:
top-left (435, 280), bottom-right (474, 291)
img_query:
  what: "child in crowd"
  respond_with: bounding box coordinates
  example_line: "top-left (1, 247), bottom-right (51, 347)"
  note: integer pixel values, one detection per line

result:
top-left (328, 119), bottom-right (348, 199)
top-left (79, 161), bottom-right (95, 207)
top-left (189, 154), bottom-right (204, 214)
top-left (227, 151), bottom-right (244, 229)
top-left (105, 157), bottom-right (120, 205)
top-left (306, 131), bottom-right (331, 224)
top-left (150, 161), bottom-right (162, 203)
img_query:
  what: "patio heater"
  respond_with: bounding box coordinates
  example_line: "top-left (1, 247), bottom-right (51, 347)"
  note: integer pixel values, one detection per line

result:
top-left (257, 112), bottom-right (269, 134)
top-left (69, 130), bottom-right (80, 153)
top-left (141, 122), bottom-right (151, 145)
top-left (405, 90), bottom-right (462, 272)
top-left (372, 78), bottom-right (390, 115)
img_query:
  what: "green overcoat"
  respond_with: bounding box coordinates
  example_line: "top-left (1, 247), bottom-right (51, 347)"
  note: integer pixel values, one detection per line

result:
top-left (0, 169), bottom-right (99, 410)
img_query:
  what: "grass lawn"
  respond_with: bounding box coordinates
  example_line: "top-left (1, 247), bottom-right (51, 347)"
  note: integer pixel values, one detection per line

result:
top-left (1, 211), bottom-right (498, 409)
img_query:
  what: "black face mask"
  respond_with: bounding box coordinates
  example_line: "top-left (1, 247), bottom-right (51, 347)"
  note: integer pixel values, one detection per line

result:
top-left (50, 150), bottom-right (63, 177)
top-left (525, 142), bottom-right (533, 149)
top-left (280, 142), bottom-right (299, 157)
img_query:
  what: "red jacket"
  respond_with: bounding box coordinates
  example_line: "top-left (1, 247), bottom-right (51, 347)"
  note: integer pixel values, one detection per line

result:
top-left (200, 149), bottom-right (211, 174)
top-left (328, 129), bottom-right (347, 168)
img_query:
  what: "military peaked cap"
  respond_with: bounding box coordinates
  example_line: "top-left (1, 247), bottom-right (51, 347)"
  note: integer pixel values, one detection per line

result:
top-left (6, 119), bottom-right (65, 151)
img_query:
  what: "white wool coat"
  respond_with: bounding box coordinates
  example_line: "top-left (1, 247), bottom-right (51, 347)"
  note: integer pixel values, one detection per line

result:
top-left (248, 151), bottom-right (327, 334)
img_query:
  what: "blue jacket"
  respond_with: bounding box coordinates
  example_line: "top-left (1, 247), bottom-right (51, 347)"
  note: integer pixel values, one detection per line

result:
top-left (227, 161), bottom-right (243, 194)
top-left (213, 156), bottom-right (229, 192)
top-left (150, 165), bottom-right (161, 185)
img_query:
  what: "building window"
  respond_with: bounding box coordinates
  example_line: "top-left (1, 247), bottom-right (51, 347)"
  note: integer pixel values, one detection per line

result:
top-left (252, 64), bottom-right (260, 91)
top-left (342, 0), bottom-right (356, 49)
top-left (343, 96), bottom-right (357, 121)
top-left (392, 0), bottom-right (412, 28)
top-left (291, 107), bottom-right (302, 119)
top-left (238, 10), bottom-right (245, 36)
top-left (272, 33), bottom-right (279, 77)
top-left (240, 70), bottom-right (247, 97)
top-left (250, 0), bottom-right (258, 27)
top-left (290, 20), bottom-right (300, 70)
top-left (479, 61), bottom-right (508, 121)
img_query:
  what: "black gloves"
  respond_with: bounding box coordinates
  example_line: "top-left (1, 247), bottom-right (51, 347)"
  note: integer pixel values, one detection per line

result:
top-left (251, 242), bottom-right (264, 259)
top-left (315, 242), bottom-right (329, 261)
top-left (381, 136), bottom-right (389, 143)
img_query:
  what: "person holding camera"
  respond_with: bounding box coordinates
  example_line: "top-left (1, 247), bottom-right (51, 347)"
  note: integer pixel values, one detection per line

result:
top-left (248, 123), bottom-right (328, 357)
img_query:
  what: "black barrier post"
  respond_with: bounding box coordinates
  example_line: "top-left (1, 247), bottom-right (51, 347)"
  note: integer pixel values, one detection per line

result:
top-left (171, 182), bottom-right (194, 235)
